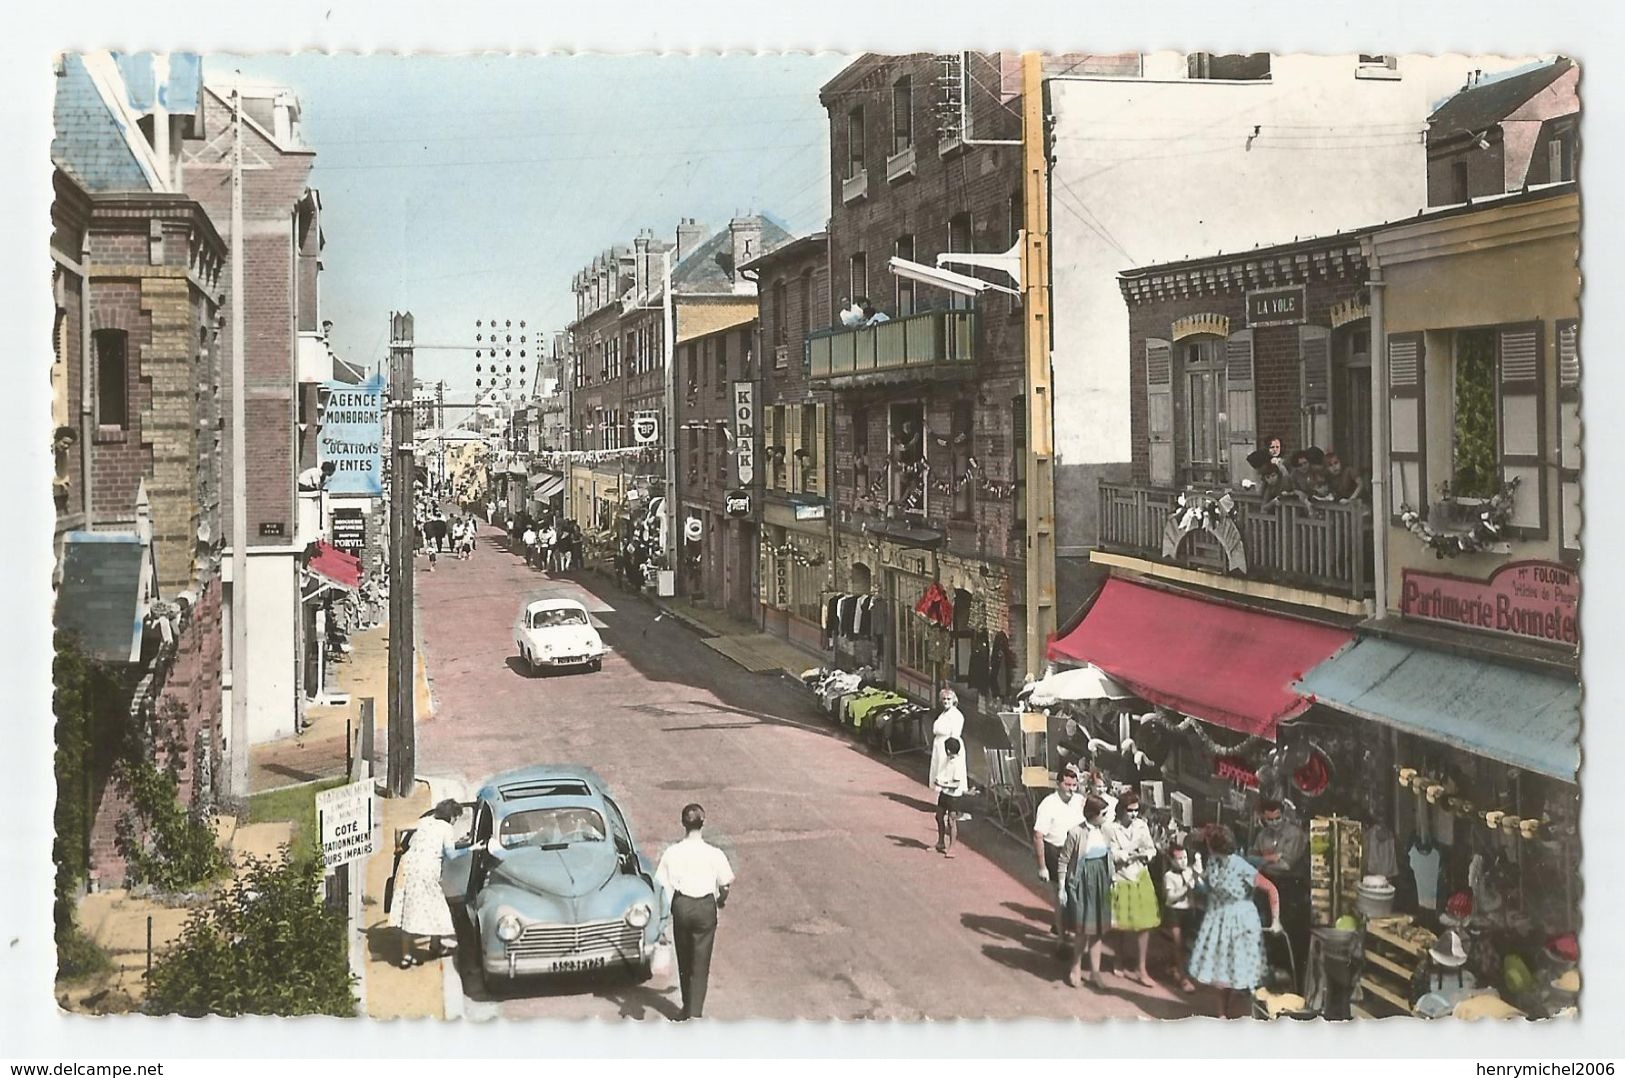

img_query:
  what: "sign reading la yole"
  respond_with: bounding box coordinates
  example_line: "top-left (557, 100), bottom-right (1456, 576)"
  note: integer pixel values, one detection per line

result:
top-left (1245, 285), bottom-right (1306, 327)
top-left (1400, 561), bottom-right (1578, 646)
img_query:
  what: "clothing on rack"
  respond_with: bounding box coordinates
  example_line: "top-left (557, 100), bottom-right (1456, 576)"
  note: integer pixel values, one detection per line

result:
top-left (1363, 823), bottom-right (1398, 878)
top-left (914, 582), bottom-right (953, 629)
top-left (969, 633), bottom-right (991, 693)
top-left (990, 632), bottom-right (1014, 699)
top-left (1406, 836), bottom-right (1443, 912)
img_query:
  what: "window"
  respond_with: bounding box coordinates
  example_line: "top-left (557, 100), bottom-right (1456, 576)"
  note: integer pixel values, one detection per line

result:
top-left (1451, 160), bottom-right (1469, 204)
top-left (684, 343), bottom-right (698, 397)
top-left (687, 427), bottom-right (700, 485)
top-left (950, 400), bottom-right (974, 520)
top-left (94, 329), bottom-right (128, 429)
top-left (799, 403), bottom-right (819, 493)
top-left (715, 335), bottom-right (727, 397)
top-left (891, 76), bottom-right (913, 154)
top-left (852, 407), bottom-right (870, 497)
top-left (1356, 54), bottom-right (1400, 79)
top-left (740, 327), bottom-right (754, 376)
top-left (888, 401), bottom-right (926, 514)
top-left (1180, 338), bottom-right (1226, 485)
top-left (793, 558), bottom-right (824, 625)
top-left (772, 404), bottom-right (787, 489)
top-left (849, 253), bottom-right (867, 308)
top-left (894, 235), bottom-right (916, 317)
top-left (1548, 122), bottom-right (1575, 183)
top-left (896, 579), bottom-right (932, 675)
top-left (1452, 329), bottom-right (1499, 499)
top-left (772, 279), bottom-right (788, 348)
top-left (1187, 53), bottom-right (1271, 80)
top-left (946, 213), bottom-right (973, 311)
top-left (1011, 396), bottom-right (1027, 527)
top-left (797, 271), bottom-right (812, 344)
top-left (846, 106), bottom-right (866, 179)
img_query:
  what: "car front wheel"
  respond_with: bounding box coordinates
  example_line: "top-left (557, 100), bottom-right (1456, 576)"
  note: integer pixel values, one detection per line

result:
top-left (589, 657), bottom-right (602, 672)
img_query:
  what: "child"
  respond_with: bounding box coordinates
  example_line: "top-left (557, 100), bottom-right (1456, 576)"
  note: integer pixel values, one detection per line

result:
top-left (1162, 835), bottom-right (1203, 992)
top-left (934, 736), bottom-right (969, 858)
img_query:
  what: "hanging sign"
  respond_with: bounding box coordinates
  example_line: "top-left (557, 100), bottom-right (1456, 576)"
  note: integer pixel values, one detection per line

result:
top-left (725, 490), bottom-right (752, 517)
top-left (632, 412), bottom-right (660, 444)
top-left (319, 374), bottom-right (387, 496)
top-left (684, 515), bottom-right (704, 543)
top-left (1215, 756), bottom-right (1261, 789)
top-left (1400, 560), bottom-right (1578, 646)
top-left (330, 508), bottom-right (366, 557)
top-left (793, 502), bottom-right (828, 522)
top-left (733, 381), bottom-right (756, 485)
top-left (1245, 285), bottom-right (1307, 328)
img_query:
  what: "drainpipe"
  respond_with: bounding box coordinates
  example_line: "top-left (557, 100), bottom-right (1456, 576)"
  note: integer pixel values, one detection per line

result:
top-left (1367, 263), bottom-right (1389, 619)
top-left (80, 237), bottom-right (94, 528)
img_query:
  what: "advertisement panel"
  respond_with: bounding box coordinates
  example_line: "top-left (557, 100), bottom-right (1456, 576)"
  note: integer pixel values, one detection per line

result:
top-left (319, 373), bottom-right (386, 496)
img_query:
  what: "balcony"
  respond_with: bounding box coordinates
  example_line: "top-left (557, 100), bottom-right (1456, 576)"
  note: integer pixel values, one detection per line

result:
top-left (807, 309), bottom-right (977, 389)
top-left (886, 145), bottom-right (917, 184)
top-left (1097, 480), bottom-right (1372, 599)
top-left (841, 168), bottom-right (869, 205)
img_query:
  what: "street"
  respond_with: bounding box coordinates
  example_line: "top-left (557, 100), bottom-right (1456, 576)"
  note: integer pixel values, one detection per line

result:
top-left (413, 524), bottom-right (1196, 1021)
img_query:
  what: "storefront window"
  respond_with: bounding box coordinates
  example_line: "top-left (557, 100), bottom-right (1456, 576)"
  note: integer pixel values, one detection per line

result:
top-left (896, 578), bottom-right (932, 676)
top-left (1452, 329), bottom-right (1499, 499)
top-left (792, 557), bottom-right (824, 624)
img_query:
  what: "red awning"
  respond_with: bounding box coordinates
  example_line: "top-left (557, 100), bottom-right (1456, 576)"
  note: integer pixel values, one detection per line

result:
top-left (1048, 578), bottom-right (1352, 739)
top-left (307, 540), bottom-right (362, 591)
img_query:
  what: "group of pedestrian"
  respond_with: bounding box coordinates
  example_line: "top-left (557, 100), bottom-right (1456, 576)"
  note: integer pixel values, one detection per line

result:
top-left (512, 511), bottom-right (581, 572)
top-left (413, 497), bottom-right (481, 572)
top-left (1028, 761), bottom-right (1286, 1015)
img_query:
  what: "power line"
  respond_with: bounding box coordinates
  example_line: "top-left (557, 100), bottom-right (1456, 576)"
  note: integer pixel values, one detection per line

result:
top-left (312, 138), bottom-right (822, 172)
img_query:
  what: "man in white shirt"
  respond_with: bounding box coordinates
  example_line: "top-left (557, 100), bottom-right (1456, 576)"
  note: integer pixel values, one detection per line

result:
top-left (934, 737), bottom-right (969, 857)
top-left (1032, 764), bottom-right (1085, 945)
top-left (654, 803), bottom-right (735, 1020)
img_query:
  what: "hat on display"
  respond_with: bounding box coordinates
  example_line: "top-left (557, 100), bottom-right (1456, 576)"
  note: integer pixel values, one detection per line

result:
top-left (1544, 933), bottom-right (1579, 964)
top-left (1550, 969), bottom-right (1580, 995)
top-left (1440, 890), bottom-right (1474, 927)
top-left (1291, 746), bottom-right (1332, 797)
top-left (1430, 929), bottom-right (1469, 968)
top-left (1247, 447), bottom-right (1273, 471)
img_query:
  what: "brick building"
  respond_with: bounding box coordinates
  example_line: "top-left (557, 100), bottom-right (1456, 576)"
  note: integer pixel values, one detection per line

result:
top-left (51, 52), bottom-right (230, 884)
top-left (1425, 59), bottom-right (1578, 206)
top-left (816, 53), bottom-right (1029, 708)
top-left (181, 76), bottom-right (323, 744)
top-left (741, 233), bottom-right (831, 652)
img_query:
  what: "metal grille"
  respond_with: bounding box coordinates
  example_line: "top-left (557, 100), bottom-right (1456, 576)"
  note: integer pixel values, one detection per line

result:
top-left (508, 918), bottom-right (641, 960)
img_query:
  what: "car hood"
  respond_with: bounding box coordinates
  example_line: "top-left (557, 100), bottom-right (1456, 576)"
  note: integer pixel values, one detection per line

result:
top-left (520, 628), bottom-right (601, 651)
top-left (488, 843), bottom-right (618, 899)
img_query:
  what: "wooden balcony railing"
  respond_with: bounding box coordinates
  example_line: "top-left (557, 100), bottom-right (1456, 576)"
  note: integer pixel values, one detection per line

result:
top-left (1097, 480), bottom-right (1372, 598)
top-left (807, 308), bottom-right (977, 386)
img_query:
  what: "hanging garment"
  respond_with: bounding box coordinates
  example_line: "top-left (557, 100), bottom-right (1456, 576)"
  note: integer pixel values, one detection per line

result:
top-left (969, 633), bottom-right (991, 692)
top-left (824, 594), bottom-right (842, 647)
top-left (855, 595), bottom-right (873, 637)
top-left (1408, 838), bottom-right (1442, 911)
top-left (1431, 802), bottom-right (1457, 847)
top-left (914, 582), bottom-right (954, 629)
top-left (839, 594), bottom-right (859, 637)
top-left (990, 631), bottom-right (1014, 699)
top-left (1363, 824), bottom-right (1399, 878)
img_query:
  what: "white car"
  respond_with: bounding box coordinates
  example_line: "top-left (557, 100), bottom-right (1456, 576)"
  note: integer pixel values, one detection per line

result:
top-left (513, 598), bottom-right (605, 674)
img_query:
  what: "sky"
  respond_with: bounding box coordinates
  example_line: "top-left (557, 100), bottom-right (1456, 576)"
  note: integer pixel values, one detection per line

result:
top-left (220, 52), bottom-right (855, 400)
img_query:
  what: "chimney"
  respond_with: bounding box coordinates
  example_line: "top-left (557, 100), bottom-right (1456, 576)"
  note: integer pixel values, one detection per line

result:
top-left (617, 247), bottom-right (637, 297)
top-left (676, 217), bottom-right (709, 262)
top-left (633, 232), bottom-right (651, 299)
top-left (728, 214), bottom-right (764, 294)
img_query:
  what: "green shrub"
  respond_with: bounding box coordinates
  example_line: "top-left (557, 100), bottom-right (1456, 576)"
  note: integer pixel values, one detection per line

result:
top-left (144, 850), bottom-right (356, 1017)
top-left (56, 925), bottom-right (113, 980)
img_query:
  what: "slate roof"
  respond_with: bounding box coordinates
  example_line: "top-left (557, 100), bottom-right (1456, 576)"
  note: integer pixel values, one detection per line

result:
top-left (56, 532), bottom-right (150, 663)
top-left (671, 215), bottom-right (795, 294)
top-left (52, 53), bottom-right (152, 191)
top-left (1428, 59), bottom-right (1574, 137)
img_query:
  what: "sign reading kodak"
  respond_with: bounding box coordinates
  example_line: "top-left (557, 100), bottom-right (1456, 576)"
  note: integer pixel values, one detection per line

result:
top-left (1400, 560), bottom-right (1578, 647)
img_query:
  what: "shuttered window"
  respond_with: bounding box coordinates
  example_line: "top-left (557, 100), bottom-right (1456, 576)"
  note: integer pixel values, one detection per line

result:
top-left (1497, 322), bottom-right (1547, 537)
top-left (1225, 330), bottom-right (1256, 486)
top-left (1557, 320), bottom-right (1580, 557)
top-left (1387, 333), bottom-right (1427, 519)
top-left (1012, 395), bottom-right (1027, 526)
top-left (1146, 338), bottom-right (1174, 486)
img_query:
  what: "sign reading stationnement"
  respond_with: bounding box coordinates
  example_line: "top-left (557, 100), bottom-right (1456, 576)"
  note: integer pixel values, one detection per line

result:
top-left (316, 779), bottom-right (376, 869)
top-left (733, 381), bottom-right (756, 486)
top-left (1400, 561), bottom-right (1578, 647)
top-left (319, 374), bottom-right (387, 496)
top-left (1245, 285), bottom-right (1307, 327)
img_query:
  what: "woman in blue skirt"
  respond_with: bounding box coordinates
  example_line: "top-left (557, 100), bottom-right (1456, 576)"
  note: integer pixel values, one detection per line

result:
top-left (1057, 795), bottom-right (1114, 989)
top-left (1188, 822), bottom-right (1281, 1018)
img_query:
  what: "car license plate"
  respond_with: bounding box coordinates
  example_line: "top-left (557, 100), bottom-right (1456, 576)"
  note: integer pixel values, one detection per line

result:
top-left (546, 955), bottom-right (607, 973)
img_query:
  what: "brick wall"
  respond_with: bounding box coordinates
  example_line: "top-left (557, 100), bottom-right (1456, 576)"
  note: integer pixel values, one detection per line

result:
top-left (1426, 143), bottom-right (1507, 205)
top-left (88, 280), bottom-right (152, 522)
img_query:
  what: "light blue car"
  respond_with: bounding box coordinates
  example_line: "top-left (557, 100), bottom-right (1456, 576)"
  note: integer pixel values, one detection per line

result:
top-left (440, 765), bottom-right (662, 985)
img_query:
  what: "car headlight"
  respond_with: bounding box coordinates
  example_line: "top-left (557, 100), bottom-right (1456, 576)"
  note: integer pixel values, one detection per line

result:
top-left (496, 914), bottom-right (523, 942)
top-left (624, 902), bottom-right (652, 929)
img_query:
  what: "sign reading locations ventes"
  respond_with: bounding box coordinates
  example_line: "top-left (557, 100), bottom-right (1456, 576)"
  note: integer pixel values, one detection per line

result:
top-left (316, 779), bottom-right (376, 870)
top-left (733, 380), bottom-right (756, 485)
top-left (319, 374), bottom-right (386, 496)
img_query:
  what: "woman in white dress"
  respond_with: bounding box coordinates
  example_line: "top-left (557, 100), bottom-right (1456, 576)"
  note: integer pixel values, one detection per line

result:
top-left (390, 799), bottom-right (462, 967)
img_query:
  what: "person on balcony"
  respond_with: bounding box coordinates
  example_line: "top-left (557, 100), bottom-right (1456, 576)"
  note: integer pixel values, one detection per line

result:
top-left (839, 296), bottom-right (867, 328)
top-left (861, 299), bottom-right (890, 326)
top-left (1245, 436), bottom-right (1290, 501)
top-left (1323, 450), bottom-right (1365, 502)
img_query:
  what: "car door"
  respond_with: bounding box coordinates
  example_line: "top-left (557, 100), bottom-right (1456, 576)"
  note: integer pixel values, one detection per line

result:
top-left (439, 800), bottom-right (483, 904)
top-left (602, 795), bottom-right (648, 880)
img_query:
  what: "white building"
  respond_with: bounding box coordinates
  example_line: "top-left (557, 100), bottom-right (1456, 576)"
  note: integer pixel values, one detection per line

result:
top-left (1046, 51), bottom-right (1535, 561)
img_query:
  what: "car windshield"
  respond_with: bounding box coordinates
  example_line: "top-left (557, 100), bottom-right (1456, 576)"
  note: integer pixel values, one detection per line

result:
top-left (498, 807), bottom-right (608, 848)
top-left (530, 608), bottom-right (589, 629)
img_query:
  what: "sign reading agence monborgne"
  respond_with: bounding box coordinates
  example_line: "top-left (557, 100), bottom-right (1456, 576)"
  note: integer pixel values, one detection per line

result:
top-left (316, 779), bottom-right (376, 870)
top-left (320, 373), bottom-right (387, 496)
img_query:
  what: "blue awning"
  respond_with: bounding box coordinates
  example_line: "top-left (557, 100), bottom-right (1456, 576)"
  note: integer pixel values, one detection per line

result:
top-left (1295, 637), bottom-right (1579, 783)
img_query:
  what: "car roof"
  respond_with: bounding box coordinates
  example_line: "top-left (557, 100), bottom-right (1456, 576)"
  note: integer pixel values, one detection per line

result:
top-left (522, 597), bottom-right (588, 613)
top-left (476, 763), bottom-right (613, 811)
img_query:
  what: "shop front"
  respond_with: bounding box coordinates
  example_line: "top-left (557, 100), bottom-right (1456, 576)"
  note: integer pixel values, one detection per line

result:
top-left (759, 496), bottom-right (831, 652)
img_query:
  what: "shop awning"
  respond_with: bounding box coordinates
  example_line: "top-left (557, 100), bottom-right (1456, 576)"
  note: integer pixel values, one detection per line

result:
top-left (1026, 664), bottom-right (1131, 707)
top-left (529, 472), bottom-right (565, 502)
top-left (1048, 578), bottom-right (1353, 739)
top-left (1295, 637), bottom-right (1580, 783)
top-left (305, 540), bottom-right (362, 592)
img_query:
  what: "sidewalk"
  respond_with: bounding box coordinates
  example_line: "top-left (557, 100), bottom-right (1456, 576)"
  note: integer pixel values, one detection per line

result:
top-left (650, 595), bottom-right (824, 677)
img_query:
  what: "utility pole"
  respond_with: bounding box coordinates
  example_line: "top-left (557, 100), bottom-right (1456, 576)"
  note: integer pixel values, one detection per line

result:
top-left (227, 85), bottom-right (250, 800)
top-left (1020, 52), bottom-right (1057, 678)
top-left (661, 248), bottom-right (677, 570)
top-left (387, 311), bottom-right (416, 797)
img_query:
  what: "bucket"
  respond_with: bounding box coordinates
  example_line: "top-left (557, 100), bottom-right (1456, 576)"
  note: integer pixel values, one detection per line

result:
top-left (1356, 877), bottom-right (1395, 918)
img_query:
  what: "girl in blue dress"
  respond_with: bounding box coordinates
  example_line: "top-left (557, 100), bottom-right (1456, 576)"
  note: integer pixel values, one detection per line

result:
top-left (1188, 822), bottom-right (1281, 1018)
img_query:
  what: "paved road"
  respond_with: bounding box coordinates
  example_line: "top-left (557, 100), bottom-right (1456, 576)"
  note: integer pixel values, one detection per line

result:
top-left (414, 523), bottom-right (1198, 1021)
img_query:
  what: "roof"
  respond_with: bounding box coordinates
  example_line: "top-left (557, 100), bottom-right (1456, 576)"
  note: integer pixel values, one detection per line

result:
top-left (739, 231), bottom-right (827, 274)
top-left (671, 215), bottom-right (796, 294)
top-left (52, 53), bottom-right (162, 192)
top-left (1428, 59), bottom-right (1574, 137)
top-left (1049, 577), bottom-right (1353, 739)
top-left (55, 532), bottom-right (152, 663)
top-left (478, 764), bottom-right (610, 808)
top-left (522, 597), bottom-right (588, 613)
top-left (1296, 636), bottom-right (1579, 783)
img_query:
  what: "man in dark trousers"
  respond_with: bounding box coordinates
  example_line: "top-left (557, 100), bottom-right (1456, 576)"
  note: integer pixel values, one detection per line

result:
top-left (654, 803), bottom-right (735, 1020)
